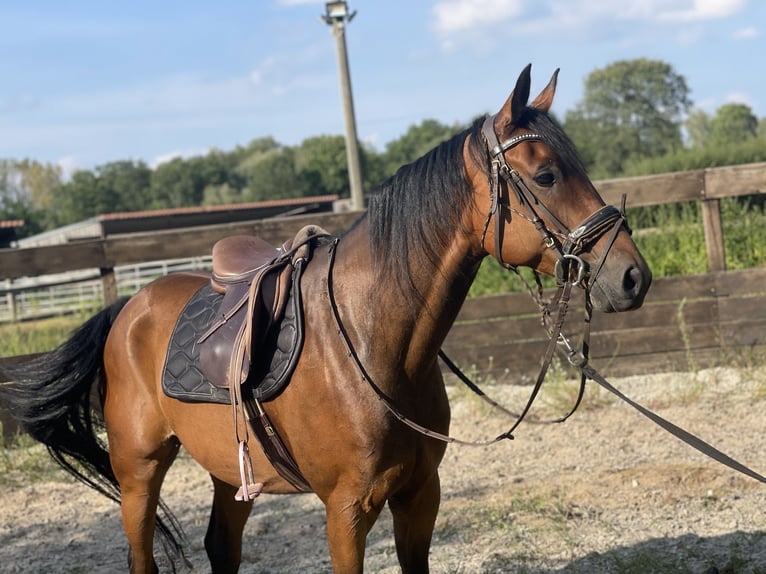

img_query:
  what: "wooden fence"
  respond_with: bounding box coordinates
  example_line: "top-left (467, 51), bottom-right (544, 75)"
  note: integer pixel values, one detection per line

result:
top-left (1, 256), bottom-right (214, 322)
top-left (2, 162), bottom-right (766, 441)
top-left (444, 266), bottom-right (766, 381)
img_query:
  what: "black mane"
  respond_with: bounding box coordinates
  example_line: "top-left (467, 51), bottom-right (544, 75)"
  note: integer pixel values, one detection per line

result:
top-left (365, 108), bottom-right (587, 298)
top-left (366, 118), bottom-right (482, 295)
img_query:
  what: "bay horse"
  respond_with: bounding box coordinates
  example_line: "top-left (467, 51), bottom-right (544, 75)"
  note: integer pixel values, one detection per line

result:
top-left (3, 65), bottom-right (651, 573)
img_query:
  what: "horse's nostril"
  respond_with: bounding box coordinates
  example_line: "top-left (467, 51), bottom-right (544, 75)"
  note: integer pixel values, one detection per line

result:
top-left (624, 266), bottom-right (641, 294)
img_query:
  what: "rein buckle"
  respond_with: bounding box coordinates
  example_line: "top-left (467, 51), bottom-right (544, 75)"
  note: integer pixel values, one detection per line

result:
top-left (558, 334), bottom-right (588, 368)
top-left (555, 254), bottom-right (589, 287)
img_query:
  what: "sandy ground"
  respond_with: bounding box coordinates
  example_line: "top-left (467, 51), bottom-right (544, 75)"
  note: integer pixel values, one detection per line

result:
top-left (1, 366), bottom-right (765, 573)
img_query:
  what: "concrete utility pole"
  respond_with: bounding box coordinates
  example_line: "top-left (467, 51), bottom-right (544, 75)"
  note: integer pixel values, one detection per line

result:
top-left (322, 1), bottom-right (364, 210)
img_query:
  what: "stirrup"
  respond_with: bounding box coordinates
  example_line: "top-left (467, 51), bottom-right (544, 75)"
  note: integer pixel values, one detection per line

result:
top-left (235, 440), bottom-right (264, 501)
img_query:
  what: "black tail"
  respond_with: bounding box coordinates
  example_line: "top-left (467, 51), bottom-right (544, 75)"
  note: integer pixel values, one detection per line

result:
top-left (0, 299), bottom-right (188, 570)
top-left (2, 300), bottom-right (127, 499)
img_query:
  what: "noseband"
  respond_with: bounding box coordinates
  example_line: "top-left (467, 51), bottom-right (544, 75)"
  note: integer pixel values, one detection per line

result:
top-left (480, 115), bottom-right (627, 288)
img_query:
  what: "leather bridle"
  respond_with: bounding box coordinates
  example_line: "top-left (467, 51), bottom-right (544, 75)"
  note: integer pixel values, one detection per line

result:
top-left (480, 115), bottom-right (626, 289)
top-left (324, 115), bottom-right (766, 484)
top-left (475, 115), bottom-right (635, 436)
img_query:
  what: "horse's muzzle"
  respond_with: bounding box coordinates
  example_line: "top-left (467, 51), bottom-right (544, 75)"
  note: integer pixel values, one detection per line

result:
top-left (590, 257), bottom-right (652, 313)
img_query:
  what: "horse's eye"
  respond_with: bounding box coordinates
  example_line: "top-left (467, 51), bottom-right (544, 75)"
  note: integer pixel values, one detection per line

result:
top-left (534, 172), bottom-right (556, 187)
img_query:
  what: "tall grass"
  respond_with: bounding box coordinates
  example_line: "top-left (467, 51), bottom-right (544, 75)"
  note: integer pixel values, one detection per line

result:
top-left (630, 202), bottom-right (708, 277)
top-left (0, 315), bottom-right (84, 357)
top-left (470, 195), bottom-right (766, 297)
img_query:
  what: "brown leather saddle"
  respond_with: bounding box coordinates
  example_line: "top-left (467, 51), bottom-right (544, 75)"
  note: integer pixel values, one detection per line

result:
top-left (197, 235), bottom-right (293, 394)
top-left (198, 225), bottom-right (331, 392)
top-left (193, 224), bottom-right (332, 500)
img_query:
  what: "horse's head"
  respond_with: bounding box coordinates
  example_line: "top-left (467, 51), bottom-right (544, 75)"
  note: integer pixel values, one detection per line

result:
top-left (467, 64), bottom-right (651, 312)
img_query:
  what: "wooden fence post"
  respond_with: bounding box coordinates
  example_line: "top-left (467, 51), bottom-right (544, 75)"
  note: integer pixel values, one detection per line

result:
top-left (4, 279), bottom-right (15, 322)
top-left (700, 198), bottom-right (726, 272)
top-left (100, 267), bottom-right (118, 305)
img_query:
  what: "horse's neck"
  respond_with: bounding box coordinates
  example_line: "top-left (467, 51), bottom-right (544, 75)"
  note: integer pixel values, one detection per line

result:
top-left (336, 217), bottom-right (482, 378)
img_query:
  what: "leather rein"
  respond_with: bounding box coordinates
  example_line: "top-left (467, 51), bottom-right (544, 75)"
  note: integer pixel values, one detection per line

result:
top-left (326, 117), bottom-right (624, 446)
top-left (324, 117), bottom-right (766, 484)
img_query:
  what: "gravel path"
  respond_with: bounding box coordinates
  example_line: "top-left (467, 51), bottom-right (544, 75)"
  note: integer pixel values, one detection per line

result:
top-left (1, 366), bottom-right (765, 573)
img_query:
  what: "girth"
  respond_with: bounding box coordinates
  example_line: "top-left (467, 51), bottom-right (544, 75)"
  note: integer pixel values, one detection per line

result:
top-left (162, 225), bottom-right (333, 500)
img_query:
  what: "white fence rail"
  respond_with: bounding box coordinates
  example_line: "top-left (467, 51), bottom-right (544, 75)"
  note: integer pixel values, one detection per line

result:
top-left (1, 256), bottom-right (212, 323)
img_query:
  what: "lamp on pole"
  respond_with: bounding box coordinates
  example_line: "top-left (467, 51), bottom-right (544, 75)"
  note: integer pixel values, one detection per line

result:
top-left (322, 1), bottom-right (364, 210)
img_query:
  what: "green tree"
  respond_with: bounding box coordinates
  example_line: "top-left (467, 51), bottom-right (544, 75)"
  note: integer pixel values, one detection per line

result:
top-left (563, 58), bottom-right (691, 178)
top-left (381, 119), bottom-right (466, 177)
top-left (685, 109), bottom-right (712, 148)
top-left (758, 117), bottom-right (766, 140)
top-left (709, 103), bottom-right (758, 145)
top-left (231, 137), bottom-right (281, 164)
top-left (202, 183), bottom-right (241, 206)
top-left (0, 159), bottom-right (62, 233)
top-left (295, 135), bottom-right (349, 198)
top-left (49, 160), bottom-right (150, 225)
top-left (239, 147), bottom-right (307, 202)
top-left (150, 157), bottom-right (204, 208)
top-left (360, 143), bottom-right (387, 191)
top-left (193, 149), bottom-right (244, 192)
top-left (96, 160), bottom-right (152, 212)
top-left (12, 159), bottom-right (62, 212)
top-left (49, 169), bottom-right (101, 224)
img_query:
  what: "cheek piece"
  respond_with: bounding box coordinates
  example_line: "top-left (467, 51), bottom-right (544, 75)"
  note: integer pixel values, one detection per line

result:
top-left (479, 115), bottom-right (628, 289)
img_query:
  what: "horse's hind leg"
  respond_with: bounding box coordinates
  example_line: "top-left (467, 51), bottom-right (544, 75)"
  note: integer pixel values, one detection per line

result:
top-left (388, 471), bottom-right (441, 573)
top-left (109, 437), bottom-right (181, 574)
top-left (205, 475), bottom-right (254, 573)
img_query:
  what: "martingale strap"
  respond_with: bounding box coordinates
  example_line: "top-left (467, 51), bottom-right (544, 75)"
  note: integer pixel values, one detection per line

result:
top-left (327, 239), bottom-right (509, 447)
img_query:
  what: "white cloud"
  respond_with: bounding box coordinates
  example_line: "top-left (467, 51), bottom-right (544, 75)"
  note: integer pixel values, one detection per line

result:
top-left (43, 74), bottom-right (261, 124)
top-left (56, 156), bottom-right (78, 180)
top-left (694, 96), bottom-right (718, 113)
top-left (430, 0), bottom-right (747, 52)
top-left (545, 0), bottom-right (745, 25)
top-left (432, 0), bottom-right (747, 42)
top-left (724, 91), bottom-right (756, 107)
top-left (432, 0), bottom-right (524, 33)
top-left (676, 26), bottom-right (704, 46)
top-left (734, 26), bottom-right (759, 39)
top-left (250, 57), bottom-right (278, 85)
top-left (656, 0), bottom-right (745, 22)
top-left (151, 148), bottom-right (210, 169)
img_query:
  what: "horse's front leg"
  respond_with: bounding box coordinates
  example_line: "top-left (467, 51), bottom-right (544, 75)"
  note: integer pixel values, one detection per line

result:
top-left (388, 471), bottom-right (441, 573)
top-left (324, 489), bottom-right (384, 573)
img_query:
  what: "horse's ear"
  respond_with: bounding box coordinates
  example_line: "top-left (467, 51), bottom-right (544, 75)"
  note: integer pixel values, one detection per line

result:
top-left (530, 68), bottom-right (559, 112)
top-left (495, 64), bottom-right (532, 133)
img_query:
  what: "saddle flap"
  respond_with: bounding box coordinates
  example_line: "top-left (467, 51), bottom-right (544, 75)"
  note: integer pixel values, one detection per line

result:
top-left (199, 262), bottom-right (293, 389)
top-left (198, 225), bottom-right (332, 391)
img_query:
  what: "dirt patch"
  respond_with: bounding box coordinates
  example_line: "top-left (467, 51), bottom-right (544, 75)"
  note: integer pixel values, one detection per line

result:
top-left (1, 367), bottom-right (765, 573)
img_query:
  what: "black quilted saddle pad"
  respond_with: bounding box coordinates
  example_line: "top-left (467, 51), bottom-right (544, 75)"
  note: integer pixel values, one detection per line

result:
top-left (162, 278), bottom-right (304, 405)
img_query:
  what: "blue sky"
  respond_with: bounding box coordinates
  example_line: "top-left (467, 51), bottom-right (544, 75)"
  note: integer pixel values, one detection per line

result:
top-left (1, 0), bottom-right (763, 176)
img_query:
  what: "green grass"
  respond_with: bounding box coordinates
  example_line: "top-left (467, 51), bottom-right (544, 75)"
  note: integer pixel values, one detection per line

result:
top-left (470, 196), bottom-right (766, 298)
top-left (0, 431), bottom-right (68, 487)
top-left (0, 316), bottom-right (87, 484)
top-left (538, 363), bottom-right (616, 416)
top-left (0, 315), bottom-right (83, 357)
